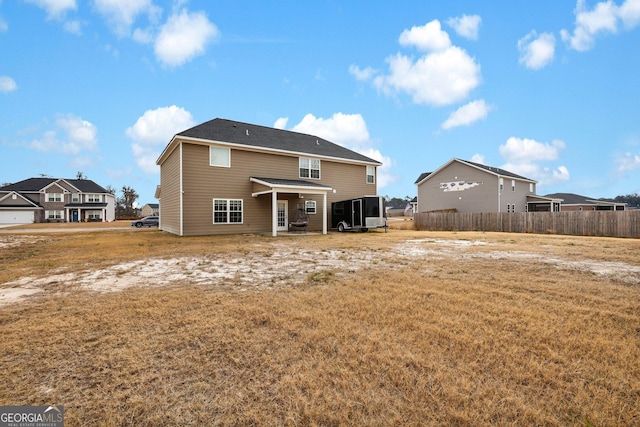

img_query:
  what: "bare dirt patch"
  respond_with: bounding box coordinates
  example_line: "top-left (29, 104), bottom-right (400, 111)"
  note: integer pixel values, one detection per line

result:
top-left (2, 234), bottom-right (639, 306)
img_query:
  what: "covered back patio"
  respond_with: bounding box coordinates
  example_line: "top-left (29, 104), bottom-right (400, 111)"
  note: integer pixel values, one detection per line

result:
top-left (250, 177), bottom-right (333, 237)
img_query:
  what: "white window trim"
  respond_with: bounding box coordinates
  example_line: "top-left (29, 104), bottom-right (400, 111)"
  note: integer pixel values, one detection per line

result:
top-left (305, 200), bottom-right (317, 214)
top-left (47, 193), bottom-right (63, 202)
top-left (213, 198), bottom-right (243, 224)
top-left (210, 146), bottom-right (231, 168)
top-left (87, 194), bottom-right (101, 203)
top-left (46, 210), bottom-right (63, 219)
top-left (366, 166), bottom-right (375, 184)
top-left (299, 157), bottom-right (321, 180)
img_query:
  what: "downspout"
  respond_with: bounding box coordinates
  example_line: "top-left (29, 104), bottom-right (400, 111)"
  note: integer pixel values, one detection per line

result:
top-left (179, 142), bottom-right (184, 236)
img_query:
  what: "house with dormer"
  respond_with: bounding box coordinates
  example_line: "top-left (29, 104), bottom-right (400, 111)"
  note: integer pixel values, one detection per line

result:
top-left (155, 118), bottom-right (382, 236)
top-left (0, 178), bottom-right (115, 223)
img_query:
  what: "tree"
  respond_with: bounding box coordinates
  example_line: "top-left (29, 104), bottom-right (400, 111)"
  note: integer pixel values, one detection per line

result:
top-left (613, 193), bottom-right (640, 208)
top-left (116, 186), bottom-right (139, 218)
top-left (105, 185), bottom-right (116, 196)
top-left (76, 171), bottom-right (87, 180)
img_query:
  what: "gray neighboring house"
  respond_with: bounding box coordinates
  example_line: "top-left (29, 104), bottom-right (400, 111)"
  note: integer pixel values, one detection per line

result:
top-left (0, 177), bottom-right (115, 223)
top-left (544, 193), bottom-right (626, 211)
top-left (415, 158), bottom-right (560, 213)
top-left (156, 118), bottom-right (382, 236)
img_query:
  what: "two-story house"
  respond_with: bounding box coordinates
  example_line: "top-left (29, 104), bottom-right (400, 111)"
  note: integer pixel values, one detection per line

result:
top-left (155, 118), bottom-right (382, 236)
top-left (0, 178), bottom-right (115, 223)
top-left (414, 158), bottom-right (561, 213)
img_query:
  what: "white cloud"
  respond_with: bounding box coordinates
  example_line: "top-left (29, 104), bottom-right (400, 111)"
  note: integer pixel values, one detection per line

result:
top-left (561, 0), bottom-right (640, 51)
top-left (348, 65), bottom-right (377, 81)
top-left (399, 20), bottom-right (451, 51)
top-left (93, 0), bottom-right (160, 37)
top-left (470, 153), bottom-right (486, 164)
top-left (126, 105), bottom-right (195, 174)
top-left (518, 31), bottom-right (556, 70)
top-left (273, 117), bottom-right (288, 129)
top-left (617, 152), bottom-right (640, 172)
top-left (0, 76), bottom-right (17, 93)
top-left (499, 137), bottom-right (569, 186)
top-left (29, 113), bottom-right (98, 155)
top-left (154, 9), bottom-right (219, 67)
top-left (441, 99), bottom-right (491, 130)
top-left (619, 0), bottom-right (640, 27)
top-left (24, 0), bottom-right (76, 19)
top-left (499, 137), bottom-right (565, 162)
top-left (0, 16), bottom-right (8, 32)
top-left (287, 113), bottom-right (397, 189)
top-left (375, 46), bottom-right (480, 106)
top-left (290, 113), bottom-right (370, 148)
top-left (63, 19), bottom-right (82, 35)
top-left (446, 14), bottom-right (482, 40)
top-left (354, 20), bottom-right (481, 107)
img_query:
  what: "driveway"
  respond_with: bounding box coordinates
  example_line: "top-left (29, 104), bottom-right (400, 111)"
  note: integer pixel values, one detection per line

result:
top-left (0, 221), bottom-right (135, 233)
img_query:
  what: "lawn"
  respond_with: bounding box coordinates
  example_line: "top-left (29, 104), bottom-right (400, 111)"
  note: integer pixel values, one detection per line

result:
top-left (1, 225), bottom-right (639, 426)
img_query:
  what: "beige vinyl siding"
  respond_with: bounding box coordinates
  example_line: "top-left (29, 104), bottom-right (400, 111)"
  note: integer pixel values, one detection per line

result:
top-left (159, 144), bottom-right (182, 235)
top-left (179, 141), bottom-right (377, 236)
top-left (0, 195), bottom-right (33, 207)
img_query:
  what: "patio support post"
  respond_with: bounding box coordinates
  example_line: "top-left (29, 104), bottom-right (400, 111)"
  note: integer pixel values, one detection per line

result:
top-left (272, 190), bottom-right (278, 237)
top-left (322, 192), bottom-right (327, 234)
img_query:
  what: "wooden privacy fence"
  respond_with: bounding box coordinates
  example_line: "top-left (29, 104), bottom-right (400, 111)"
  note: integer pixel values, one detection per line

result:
top-left (414, 211), bottom-right (640, 238)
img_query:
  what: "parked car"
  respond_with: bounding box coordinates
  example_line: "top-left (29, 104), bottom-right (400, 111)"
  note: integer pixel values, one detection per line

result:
top-left (131, 216), bottom-right (159, 228)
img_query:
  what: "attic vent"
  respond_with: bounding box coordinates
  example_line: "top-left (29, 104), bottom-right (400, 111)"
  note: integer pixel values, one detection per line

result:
top-left (316, 139), bottom-right (319, 145)
top-left (246, 129), bottom-right (249, 136)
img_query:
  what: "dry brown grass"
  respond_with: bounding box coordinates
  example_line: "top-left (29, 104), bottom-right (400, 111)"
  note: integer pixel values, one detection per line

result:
top-left (1, 226), bottom-right (639, 426)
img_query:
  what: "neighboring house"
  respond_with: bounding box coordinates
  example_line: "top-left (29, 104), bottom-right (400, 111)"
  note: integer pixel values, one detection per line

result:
top-left (414, 158), bottom-right (561, 213)
top-left (141, 203), bottom-right (159, 217)
top-left (544, 193), bottom-right (626, 211)
top-left (0, 178), bottom-right (115, 223)
top-left (155, 118), bottom-right (382, 236)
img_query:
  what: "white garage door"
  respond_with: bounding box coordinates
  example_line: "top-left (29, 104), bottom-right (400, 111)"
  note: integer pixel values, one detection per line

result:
top-left (0, 211), bottom-right (35, 224)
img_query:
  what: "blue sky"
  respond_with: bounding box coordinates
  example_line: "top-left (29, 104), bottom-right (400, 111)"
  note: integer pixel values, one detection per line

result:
top-left (1, 0), bottom-right (640, 204)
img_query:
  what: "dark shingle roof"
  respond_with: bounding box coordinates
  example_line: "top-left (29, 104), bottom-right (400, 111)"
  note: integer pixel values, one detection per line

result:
top-left (0, 178), bottom-right (108, 193)
top-left (414, 172), bottom-right (431, 184)
top-left (460, 159), bottom-right (533, 181)
top-left (177, 118), bottom-right (380, 165)
top-left (0, 178), bottom-right (56, 192)
top-left (544, 193), bottom-right (619, 205)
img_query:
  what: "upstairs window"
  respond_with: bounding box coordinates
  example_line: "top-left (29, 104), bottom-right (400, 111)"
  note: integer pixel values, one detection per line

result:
top-left (210, 146), bottom-right (231, 167)
top-left (512, 180), bottom-right (516, 192)
top-left (499, 178), bottom-right (504, 191)
top-left (72, 193), bottom-right (80, 202)
top-left (300, 158), bottom-right (320, 179)
top-left (87, 194), bottom-right (101, 202)
top-left (366, 166), bottom-right (375, 184)
top-left (47, 193), bottom-right (62, 202)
